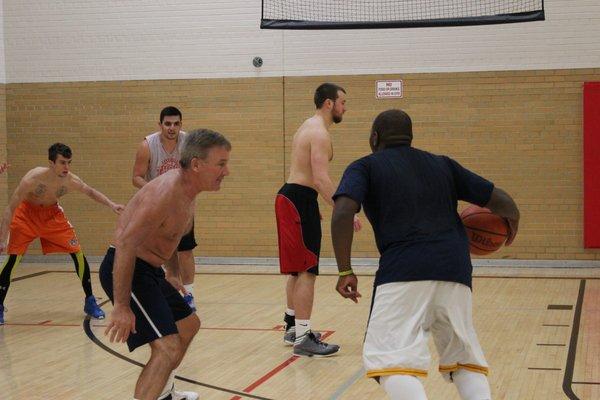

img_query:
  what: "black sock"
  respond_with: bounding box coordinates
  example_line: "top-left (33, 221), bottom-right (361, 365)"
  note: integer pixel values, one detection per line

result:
top-left (284, 312), bottom-right (295, 331)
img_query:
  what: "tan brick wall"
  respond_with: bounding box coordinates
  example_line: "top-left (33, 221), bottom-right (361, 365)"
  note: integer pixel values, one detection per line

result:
top-left (6, 69), bottom-right (600, 260)
top-left (0, 84), bottom-right (7, 207)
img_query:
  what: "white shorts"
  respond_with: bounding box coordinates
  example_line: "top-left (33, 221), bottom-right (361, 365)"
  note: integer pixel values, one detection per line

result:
top-left (363, 280), bottom-right (488, 380)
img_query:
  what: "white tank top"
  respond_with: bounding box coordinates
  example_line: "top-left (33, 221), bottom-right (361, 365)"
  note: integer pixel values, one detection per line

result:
top-left (144, 131), bottom-right (187, 181)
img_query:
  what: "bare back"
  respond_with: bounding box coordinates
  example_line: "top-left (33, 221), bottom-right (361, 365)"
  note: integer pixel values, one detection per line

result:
top-left (115, 169), bottom-right (194, 267)
top-left (287, 115), bottom-right (333, 191)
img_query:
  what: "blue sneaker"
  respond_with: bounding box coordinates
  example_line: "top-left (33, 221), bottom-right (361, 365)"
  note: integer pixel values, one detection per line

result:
top-left (183, 293), bottom-right (196, 312)
top-left (84, 295), bottom-right (105, 319)
top-left (0, 304), bottom-right (4, 325)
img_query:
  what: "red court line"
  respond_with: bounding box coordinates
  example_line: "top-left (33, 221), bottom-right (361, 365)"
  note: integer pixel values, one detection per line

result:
top-left (229, 355), bottom-right (301, 400)
top-left (230, 330), bottom-right (335, 400)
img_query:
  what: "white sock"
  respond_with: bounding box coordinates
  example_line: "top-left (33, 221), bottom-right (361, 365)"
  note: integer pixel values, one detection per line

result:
top-left (452, 370), bottom-right (491, 400)
top-left (184, 284), bottom-right (194, 295)
top-left (158, 371), bottom-right (175, 399)
top-left (380, 375), bottom-right (428, 400)
top-left (294, 319), bottom-right (310, 344)
top-left (285, 308), bottom-right (295, 316)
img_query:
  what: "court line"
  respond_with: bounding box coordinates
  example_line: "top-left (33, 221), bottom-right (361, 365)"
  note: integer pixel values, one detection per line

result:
top-left (6, 322), bottom-right (80, 327)
top-left (328, 367), bottom-right (365, 400)
top-left (548, 304), bottom-right (573, 310)
top-left (529, 367), bottom-right (562, 371)
top-left (229, 356), bottom-right (300, 400)
top-left (562, 279), bottom-right (586, 400)
top-left (12, 270), bottom-right (52, 282)
top-left (83, 317), bottom-right (275, 400)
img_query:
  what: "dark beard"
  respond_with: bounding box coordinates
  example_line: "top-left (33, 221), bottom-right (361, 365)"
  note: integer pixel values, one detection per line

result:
top-left (333, 115), bottom-right (342, 124)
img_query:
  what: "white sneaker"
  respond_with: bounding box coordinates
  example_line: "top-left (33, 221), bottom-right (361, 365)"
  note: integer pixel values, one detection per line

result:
top-left (170, 389), bottom-right (199, 400)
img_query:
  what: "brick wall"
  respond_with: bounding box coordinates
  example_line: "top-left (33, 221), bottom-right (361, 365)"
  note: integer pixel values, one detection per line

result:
top-left (0, 84), bottom-right (6, 207)
top-left (6, 68), bottom-right (600, 259)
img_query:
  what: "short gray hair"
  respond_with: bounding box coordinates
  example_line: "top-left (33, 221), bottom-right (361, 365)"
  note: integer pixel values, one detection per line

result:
top-left (179, 129), bottom-right (231, 168)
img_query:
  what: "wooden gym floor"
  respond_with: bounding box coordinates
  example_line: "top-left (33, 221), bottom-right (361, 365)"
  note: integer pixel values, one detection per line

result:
top-left (0, 263), bottom-right (598, 400)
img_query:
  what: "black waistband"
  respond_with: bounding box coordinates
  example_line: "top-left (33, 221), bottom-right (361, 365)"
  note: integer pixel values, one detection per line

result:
top-left (105, 246), bottom-right (160, 270)
top-left (282, 183), bottom-right (318, 200)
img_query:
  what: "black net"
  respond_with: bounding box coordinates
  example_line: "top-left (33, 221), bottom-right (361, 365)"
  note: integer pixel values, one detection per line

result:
top-left (261, 1), bottom-right (544, 29)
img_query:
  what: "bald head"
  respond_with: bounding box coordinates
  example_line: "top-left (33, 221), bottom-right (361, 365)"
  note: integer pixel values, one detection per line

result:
top-left (371, 109), bottom-right (413, 151)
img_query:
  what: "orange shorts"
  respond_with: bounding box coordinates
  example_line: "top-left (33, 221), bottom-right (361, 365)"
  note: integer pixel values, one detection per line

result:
top-left (7, 201), bottom-right (81, 255)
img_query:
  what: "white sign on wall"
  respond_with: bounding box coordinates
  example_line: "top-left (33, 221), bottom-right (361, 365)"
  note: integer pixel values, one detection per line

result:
top-left (376, 80), bottom-right (403, 98)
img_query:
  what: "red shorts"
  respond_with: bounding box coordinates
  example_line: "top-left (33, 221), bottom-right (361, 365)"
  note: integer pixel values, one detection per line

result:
top-left (8, 201), bottom-right (81, 255)
top-left (275, 184), bottom-right (321, 275)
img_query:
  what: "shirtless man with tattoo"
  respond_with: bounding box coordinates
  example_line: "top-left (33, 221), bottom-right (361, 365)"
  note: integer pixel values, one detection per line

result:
top-left (0, 143), bottom-right (124, 325)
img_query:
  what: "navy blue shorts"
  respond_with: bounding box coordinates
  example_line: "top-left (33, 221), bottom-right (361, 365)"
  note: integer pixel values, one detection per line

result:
top-left (99, 247), bottom-right (193, 352)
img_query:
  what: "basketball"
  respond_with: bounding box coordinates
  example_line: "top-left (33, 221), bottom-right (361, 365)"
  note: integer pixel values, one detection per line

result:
top-left (460, 205), bottom-right (509, 255)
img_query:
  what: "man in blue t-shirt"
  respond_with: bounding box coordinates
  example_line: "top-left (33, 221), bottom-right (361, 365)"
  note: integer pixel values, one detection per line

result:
top-left (331, 109), bottom-right (519, 400)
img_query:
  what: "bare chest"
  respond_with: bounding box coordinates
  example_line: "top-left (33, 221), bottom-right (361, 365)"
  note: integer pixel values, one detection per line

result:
top-left (26, 182), bottom-right (69, 204)
top-left (159, 208), bottom-right (193, 240)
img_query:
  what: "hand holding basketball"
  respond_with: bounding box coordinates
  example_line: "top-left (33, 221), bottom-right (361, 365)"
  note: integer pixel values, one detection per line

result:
top-left (460, 205), bottom-right (509, 255)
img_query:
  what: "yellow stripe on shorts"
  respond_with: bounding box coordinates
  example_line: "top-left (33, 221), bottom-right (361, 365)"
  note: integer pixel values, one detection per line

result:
top-left (366, 368), bottom-right (428, 378)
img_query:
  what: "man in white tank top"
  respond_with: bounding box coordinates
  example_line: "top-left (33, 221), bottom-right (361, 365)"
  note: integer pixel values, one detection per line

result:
top-left (132, 106), bottom-right (198, 312)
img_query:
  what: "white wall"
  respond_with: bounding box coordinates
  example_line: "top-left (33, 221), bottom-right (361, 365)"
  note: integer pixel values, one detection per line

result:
top-left (2, 0), bottom-right (599, 83)
top-left (0, 0), bottom-right (6, 83)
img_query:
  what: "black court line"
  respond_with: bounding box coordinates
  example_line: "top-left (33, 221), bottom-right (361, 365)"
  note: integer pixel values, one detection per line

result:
top-left (572, 382), bottom-right (600, 385)
top-left (562, 279), bottom-right (586, 400)
top-left (542, 324), bottom-right (570, 327)
top-left (529, 367), bottom-right (562, 371)
top-left (537, 343), bottom-right (566, 347)
top-left (83, 318), bottom-right (274, 400)
top-left (548, 305), bottom-right (573, 310)
top-left (12, 270), bottom-right (52, 282)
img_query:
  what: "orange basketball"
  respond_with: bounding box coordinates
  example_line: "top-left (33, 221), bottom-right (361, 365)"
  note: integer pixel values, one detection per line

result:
top-left (460, 205), bottom-right (509, 255)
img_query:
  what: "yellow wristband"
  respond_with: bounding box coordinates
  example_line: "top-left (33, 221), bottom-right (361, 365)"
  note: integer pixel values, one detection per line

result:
top-left (338, 269), bottom-right (354, 277)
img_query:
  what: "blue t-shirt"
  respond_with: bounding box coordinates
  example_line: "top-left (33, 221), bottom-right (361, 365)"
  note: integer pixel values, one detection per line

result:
top-left (333, 145), bottom-right (494, 288)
